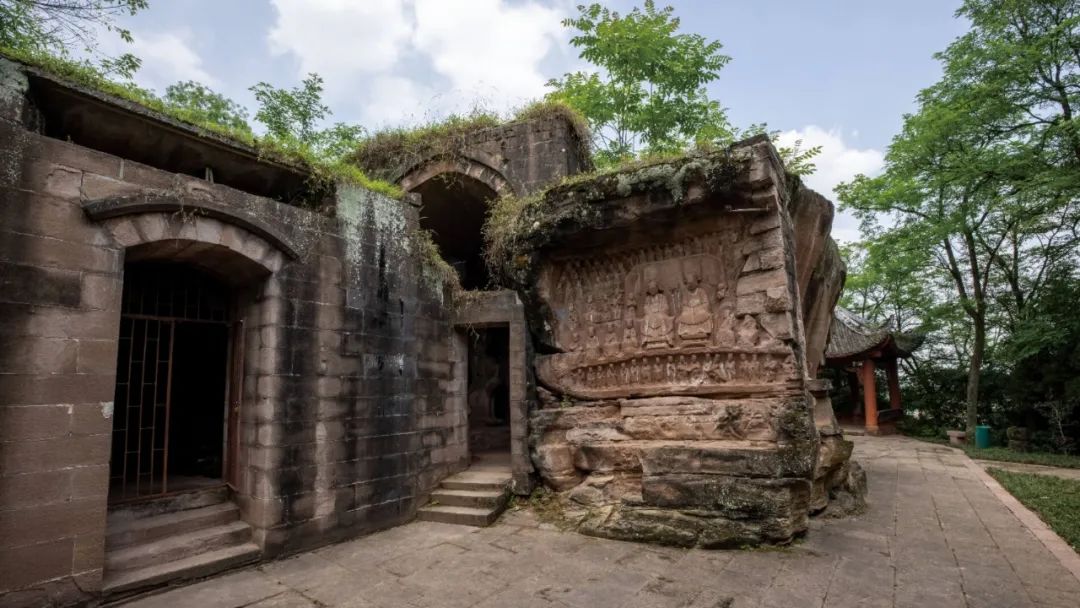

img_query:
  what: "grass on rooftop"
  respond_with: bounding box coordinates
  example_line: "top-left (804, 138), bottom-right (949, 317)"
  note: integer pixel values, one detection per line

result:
top-left (1, 46), bottom-right (403, 200)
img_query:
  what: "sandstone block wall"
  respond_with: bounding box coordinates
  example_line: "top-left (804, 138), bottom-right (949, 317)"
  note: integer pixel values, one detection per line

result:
top-left (0, 61), bottom-right (464, 606)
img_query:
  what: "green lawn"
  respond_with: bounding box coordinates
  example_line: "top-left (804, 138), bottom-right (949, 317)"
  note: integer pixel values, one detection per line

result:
top-left (902, 432), bottom-right (1080, 469)
top-left (987, 468), bottom-right (1080, 552)
top-left (963, 446), bottom-right (1080, 469)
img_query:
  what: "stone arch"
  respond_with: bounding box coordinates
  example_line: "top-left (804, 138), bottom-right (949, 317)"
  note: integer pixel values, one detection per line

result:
top-left (89, 208), bottom-right (288, 286)
top-left (84, 200), bottom-right (292, 554)
top-left (83, 193), bottom-right (301, 261)
top-left (399, 153), bottom-right (517, 197)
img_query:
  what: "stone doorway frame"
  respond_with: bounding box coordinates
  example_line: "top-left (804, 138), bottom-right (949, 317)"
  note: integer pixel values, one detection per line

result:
top-left (453, 290), bottom-right (532, 494)
top-left (84, 193), bottom-right (298, 547)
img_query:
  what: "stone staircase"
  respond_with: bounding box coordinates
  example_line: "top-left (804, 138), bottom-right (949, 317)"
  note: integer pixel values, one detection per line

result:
top-left (417, 454), bottom-right (512, 527)
top-left (102, 486), bottom-right (260, 596)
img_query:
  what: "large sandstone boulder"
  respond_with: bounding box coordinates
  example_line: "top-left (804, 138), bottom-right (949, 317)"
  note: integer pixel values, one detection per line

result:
top-left (493, 136), bottom-right (859, 547)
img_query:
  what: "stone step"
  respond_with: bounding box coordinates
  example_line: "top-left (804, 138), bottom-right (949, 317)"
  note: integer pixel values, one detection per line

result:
top-left (103, 542), bottom-right (261, 596)
top-left (439, 471), bottom-right (511, 492)
top-left (105, 520), bottom-right (253, 572)
top-left (416, 504), bottom-right (504, 527)
top-left (430, 488), bottom-right (506, 509)
top-left (107, 502), bottom-right (239, 550)
top-left (108, 485), bottom-right (230, 520)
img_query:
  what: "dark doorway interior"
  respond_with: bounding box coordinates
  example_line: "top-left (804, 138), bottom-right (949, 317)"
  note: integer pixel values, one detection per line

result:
top-left (168, 321), bottom-right (229, 484)
top-left (108, 263), bottom-right (233, 503)
top-left (414, 173), bottom-right (497, 290)
top-left (467, 327), bottom-right (510, 454)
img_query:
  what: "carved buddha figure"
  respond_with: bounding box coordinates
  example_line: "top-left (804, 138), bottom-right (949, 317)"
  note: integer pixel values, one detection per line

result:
top-left (603, 322), bottom-right (621, 358)
top-left (564, 299), bottom-right (580, 351)
top-left (585, 323), bottom-right (601, 354)
top-left (621, 304), bottom-right (639, 352)
top-left (641, 279), bottom-right (674, 349)
top-left (677, 271), bottom-right (713, 343)
top-left (713, 304), bottom-right (737, 347)
top-left (736, 314), bottom-right (761, 349)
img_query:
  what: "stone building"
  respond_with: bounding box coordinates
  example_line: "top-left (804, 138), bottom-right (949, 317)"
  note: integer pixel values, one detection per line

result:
top-left (0, 54), bottom-right (855, 607)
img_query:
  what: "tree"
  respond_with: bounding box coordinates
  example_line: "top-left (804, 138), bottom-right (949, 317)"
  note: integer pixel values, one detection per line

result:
top-left (163, 81), bottom-right (251, 134)
top-left (839, 0), bottom-right (1080, 440)
top-left (0, 1), bottom-right (147, 77)
top-left (250, 73), bottom-right (364, 162)
top-left (546, 1), bottom-right (734, 165)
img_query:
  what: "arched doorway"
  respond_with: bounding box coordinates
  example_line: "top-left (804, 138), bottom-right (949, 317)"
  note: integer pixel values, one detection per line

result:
top-left (107, 261), bottom-right (237, 503)
top-left (413, 173), bottom-right (498, 290)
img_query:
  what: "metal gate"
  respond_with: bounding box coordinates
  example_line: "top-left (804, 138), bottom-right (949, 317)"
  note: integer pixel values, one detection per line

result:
top-left (108, 264), bottom-right (233, 503)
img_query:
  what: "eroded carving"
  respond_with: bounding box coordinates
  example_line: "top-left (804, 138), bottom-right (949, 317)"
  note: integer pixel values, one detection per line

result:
top-left (538, 223), bottom-right (799, 400)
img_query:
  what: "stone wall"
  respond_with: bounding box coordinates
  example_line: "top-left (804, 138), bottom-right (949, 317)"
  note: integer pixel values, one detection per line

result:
top-left (0, 60), bottom-right (464, 606)
top-left (523, 139), bottom-right (820, 548)
top-left (372, 113), bottom-right (592, 198)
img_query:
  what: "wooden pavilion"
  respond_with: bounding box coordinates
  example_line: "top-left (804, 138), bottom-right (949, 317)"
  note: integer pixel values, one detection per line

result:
top-left (825, 308), bottom-right (924, 435)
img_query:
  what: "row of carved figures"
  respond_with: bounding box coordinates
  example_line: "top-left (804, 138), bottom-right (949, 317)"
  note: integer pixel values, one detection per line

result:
top-left (554, 230), bottom-right (743, 292)
top-left (566, 351), bottom-right (798, 388)
top-left (565, 288), bottom-right (783, 356)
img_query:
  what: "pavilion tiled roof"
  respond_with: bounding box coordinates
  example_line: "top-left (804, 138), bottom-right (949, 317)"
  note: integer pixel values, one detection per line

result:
top-left (825, 307), bottom-right (924, 361)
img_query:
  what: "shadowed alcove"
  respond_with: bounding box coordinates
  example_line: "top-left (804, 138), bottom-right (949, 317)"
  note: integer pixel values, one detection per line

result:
top-left (413, 173), bottom-right (498, 291)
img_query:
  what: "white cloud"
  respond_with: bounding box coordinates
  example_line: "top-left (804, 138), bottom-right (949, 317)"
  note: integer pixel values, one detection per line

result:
top-left (361, 76), bottom-right (438, 128)
top-left (99, 29), bottom-right (216, 92)
top-left (266, 0), bottom-right (570, 124)
top-left (413, 0), bottom-right (566, 107)
top-left (776, 126), bottom-right (885, 244)
top-left (267, 0), bottom-right (413, 89)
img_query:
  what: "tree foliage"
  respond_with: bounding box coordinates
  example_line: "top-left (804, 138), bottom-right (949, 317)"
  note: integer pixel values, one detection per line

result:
top-left (839, 0), bottom-right (1080, 442)
top-left (0, 1), bottom-right (147, 78)
top-left (546, 2), bottom-right (819, 173)
top-left (250, 73), bottom-right (364, 162)
top-left (546, 1), bottom-right (733, 165)
top-left (163, 81), bottom-right (251, 134)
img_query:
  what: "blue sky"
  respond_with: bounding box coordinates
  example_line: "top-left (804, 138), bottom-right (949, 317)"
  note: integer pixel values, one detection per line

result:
top-left (104, 0), bottom-right (970, 241)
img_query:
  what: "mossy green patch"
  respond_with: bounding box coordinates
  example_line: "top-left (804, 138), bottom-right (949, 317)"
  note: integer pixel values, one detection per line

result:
top-left (416, 228), bottom-right (463, 298)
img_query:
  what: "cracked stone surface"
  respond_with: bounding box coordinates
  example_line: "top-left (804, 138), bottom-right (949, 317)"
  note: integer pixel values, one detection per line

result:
top-left (125, 436), bottom-right (1080, 608)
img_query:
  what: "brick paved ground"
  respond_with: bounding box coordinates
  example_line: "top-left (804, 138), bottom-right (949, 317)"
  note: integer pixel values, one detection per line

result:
top-left (124, 436), bottom-right (1080, 608)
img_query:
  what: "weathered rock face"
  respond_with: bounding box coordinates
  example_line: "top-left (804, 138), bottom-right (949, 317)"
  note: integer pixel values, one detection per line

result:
top-left (789, 184), bottom-right (845, 378)
top-left (808, 387), bottom-right (868, 518)
top-left (524, 138), bottom-right (825, 547)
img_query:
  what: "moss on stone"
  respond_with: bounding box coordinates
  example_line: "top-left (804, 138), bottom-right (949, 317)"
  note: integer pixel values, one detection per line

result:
top-left (350, 100), bottom-right (591, 183)
top-left (483, 148), bottom-right (749, 292)
top-left (416, 228), bottom-right (463, 298)
top-left (0, 48), bottom-right (403, 202)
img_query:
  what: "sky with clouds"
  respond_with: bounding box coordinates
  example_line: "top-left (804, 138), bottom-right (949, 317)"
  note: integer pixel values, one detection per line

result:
top-left (105, 0), bottom-right (970, 243)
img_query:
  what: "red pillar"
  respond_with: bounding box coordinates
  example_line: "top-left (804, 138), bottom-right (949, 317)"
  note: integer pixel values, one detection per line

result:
top-left (884, 356), bottom-right (902, 411)
top-left (861, 359), bottom-right (879, 434)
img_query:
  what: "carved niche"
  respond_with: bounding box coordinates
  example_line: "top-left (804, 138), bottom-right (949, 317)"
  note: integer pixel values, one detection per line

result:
top-left (536, 220), bottom-right (799, 400)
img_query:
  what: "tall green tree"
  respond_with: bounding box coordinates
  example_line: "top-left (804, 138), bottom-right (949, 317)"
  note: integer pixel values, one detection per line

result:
top-left (546, 1), bottom-right (733, 165)
top-left (839, 0), bottom-right (1080, 439)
